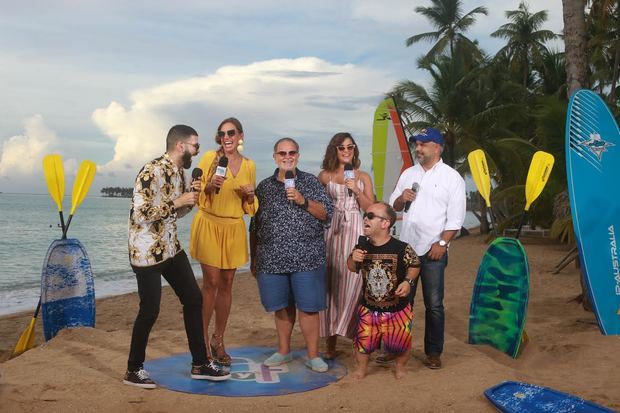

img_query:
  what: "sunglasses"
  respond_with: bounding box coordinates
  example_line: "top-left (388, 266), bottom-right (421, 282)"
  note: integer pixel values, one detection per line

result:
top-left (185, 142), bottom-right (200, 151)
top-left (217, 129), bottom-right (237, 138)
top-left (337, 144), bottom-right (356, 152)
top-left (363, 212), bottom-right (389, 221)
top-left (275, 150), bottom-right (299, 157)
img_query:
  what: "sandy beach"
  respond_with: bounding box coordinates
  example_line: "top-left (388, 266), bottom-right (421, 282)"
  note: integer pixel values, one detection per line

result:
top-left (1, 234), bottom-right (618, 413)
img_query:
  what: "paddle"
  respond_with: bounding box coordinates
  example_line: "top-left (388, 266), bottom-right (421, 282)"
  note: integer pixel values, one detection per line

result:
top-left (62, 160), bottom-right (96, 239)
top-left (11, 300), bottom-right (41, 358)
top-left (12, 154), bottom-right (66, 357)
top-left (515, 151), bottom-right (555, 239)
top-left (467, 149), bottom-right (497, 236)
top-left (42, 154), bottom-right (66, 234)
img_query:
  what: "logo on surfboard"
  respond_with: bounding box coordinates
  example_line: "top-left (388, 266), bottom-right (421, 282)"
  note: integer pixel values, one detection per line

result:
top-left (580, 133), bottom-right (615, 161)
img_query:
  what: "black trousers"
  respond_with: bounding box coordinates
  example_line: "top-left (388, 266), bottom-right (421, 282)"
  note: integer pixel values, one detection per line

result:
top-left (127, 250), bottom-right (207, 371)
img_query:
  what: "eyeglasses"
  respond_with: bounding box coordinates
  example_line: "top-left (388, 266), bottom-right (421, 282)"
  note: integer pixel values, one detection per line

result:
top-left (363, 212), bottom-right (389, 221)
top-left (217, 129), bottom-right (237, 138)
top-left (275, 150), bottom-right (299, 157)
top-left (185, 142), bottom-right (200, 151)
top-left (337, 144), bottom-right (356, 152)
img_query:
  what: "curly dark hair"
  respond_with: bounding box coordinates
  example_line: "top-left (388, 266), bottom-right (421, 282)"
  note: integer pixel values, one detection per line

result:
top-left (320, 132), bottom-right (360, 172)
top-left (215, 117), bottom-right (244, 145)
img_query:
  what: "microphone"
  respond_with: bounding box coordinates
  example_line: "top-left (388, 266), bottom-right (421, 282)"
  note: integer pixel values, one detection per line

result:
top-left (191, 168), bottom-right (203, 192)
top-left (403, 182), bottom-right (419, 213)
top-left (344, 163), bottom-right (354, 197)
top-left (284, 170), bottom-right (295, 204)
top-left (214, 156), bottom-right (228, 194)
top-left (355, 235), bottom-right (369, 250)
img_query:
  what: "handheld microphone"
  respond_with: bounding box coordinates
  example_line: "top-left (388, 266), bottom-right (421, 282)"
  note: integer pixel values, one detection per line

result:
top-left (355, 235), bottom-right (369, 250)
top-left (284, 170), bottom-right (295, 204)
top-left (191, 168), bottom-right (203, 192)
top-left (214, 156), bottom-right (228, 194)
top-left (344, 163), bottom-right (354, 197)
top-left (403, 182), bottom-right (419, 213)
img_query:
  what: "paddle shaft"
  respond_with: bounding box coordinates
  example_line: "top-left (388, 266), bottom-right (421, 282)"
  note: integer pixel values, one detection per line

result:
top-left (62, 215), bottom-right (73, 239)
top-left (58, 211), bottom-right (66, 235)
top-left (515, 211), bottom-right (527, 240)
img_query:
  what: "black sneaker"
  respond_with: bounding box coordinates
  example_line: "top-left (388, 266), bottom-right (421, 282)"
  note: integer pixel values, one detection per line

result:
top-left (191, 359), bottom-right (231, 381)
top-left (123, 368), bottom-right (157, 389)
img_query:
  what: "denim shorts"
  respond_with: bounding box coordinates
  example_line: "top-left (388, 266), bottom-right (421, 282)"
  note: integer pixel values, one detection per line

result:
top-left (257, 264), bottom-right (326, 313)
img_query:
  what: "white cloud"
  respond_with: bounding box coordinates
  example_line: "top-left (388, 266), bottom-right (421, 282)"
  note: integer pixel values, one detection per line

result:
top-left (92, 57), bottom-right (394, 180)
top-left (0, 115), bottom-right (60, 177)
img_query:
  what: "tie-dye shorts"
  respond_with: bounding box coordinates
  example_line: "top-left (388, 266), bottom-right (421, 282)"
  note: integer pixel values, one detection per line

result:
top-left (353, 304), bottom-right (413, 355)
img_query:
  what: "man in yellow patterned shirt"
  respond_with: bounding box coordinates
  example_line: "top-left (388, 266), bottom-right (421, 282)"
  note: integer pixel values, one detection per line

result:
top-left (124, 125), bottom-right (230, 388)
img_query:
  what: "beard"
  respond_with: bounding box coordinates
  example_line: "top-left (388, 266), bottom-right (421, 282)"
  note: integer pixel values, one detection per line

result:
top-left (182, 150), bottom-right (192, 169)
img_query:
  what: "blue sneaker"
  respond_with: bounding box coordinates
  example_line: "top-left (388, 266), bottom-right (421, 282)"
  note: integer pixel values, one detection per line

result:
top-left (305, 357), bottom-right (328, 373)
top-left (263, 352), bottom-right (293, 367)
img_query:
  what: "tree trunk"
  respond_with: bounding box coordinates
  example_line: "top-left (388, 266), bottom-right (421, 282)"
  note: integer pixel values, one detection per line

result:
top-left (562, 0), bottom-right (588, 98)
top-left (563, 0), bottom-right (592, 312)
top-left (479, 195), bottom-right (490, 234)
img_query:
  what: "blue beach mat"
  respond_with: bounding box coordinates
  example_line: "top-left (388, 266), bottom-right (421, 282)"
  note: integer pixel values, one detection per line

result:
top-left (144, 346), bottom-right (347, 396)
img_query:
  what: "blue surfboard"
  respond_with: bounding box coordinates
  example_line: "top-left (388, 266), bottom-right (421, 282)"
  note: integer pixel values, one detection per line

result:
top-left (566, 89), bottom-right (620, 335)
top-left (485, 381), bottom-right (615, 413)
top-left (41, 238), bottom-right (95, 341)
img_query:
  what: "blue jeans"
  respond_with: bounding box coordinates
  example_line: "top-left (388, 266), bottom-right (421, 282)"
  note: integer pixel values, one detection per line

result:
top-left (410, 252), bottom-right (447, 356)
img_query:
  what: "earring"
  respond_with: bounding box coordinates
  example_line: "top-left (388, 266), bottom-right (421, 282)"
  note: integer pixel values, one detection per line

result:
top-left (237, 139), bottom-right (244, 153)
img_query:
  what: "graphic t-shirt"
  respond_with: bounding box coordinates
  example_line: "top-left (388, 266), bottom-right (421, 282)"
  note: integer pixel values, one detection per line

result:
top-left (359, 237), bottom-right (420, 312)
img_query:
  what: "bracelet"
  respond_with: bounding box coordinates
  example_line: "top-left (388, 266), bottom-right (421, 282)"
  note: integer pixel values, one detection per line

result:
top-left (299, 197), bottom-right (309, 210)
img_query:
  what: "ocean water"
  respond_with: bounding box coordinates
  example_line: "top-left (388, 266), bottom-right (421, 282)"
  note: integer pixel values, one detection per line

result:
top-left (0, 193), bottom-right (479, 315)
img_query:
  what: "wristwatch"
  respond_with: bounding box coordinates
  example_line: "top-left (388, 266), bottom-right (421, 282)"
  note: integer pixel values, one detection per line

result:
top-left (406, 278), bottom-right (416, 287)
top-left (300, 197), bottom-right (309, 210)
top-left (438, 239), bottom-right (448, 248)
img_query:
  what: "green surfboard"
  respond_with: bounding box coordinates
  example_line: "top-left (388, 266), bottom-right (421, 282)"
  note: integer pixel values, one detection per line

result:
top-left (468, 237), bottom-right (529, 358)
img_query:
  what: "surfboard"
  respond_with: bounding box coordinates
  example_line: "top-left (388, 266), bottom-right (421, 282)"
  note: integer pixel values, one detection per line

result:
top-left (371, 97), bottom-right (414, 203)
top-left (566, 89), bottom-right (620, 335)
top-left (468, 237), bottom-right (529, 358)
top-left (485, 381), bottom-right (615, 413)
top-left (41, 238), bottom-right (95, 341)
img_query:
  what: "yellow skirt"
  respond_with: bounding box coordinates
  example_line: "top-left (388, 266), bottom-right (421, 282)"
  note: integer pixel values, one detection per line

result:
top-left (189, 210), bottom-right (248, 269)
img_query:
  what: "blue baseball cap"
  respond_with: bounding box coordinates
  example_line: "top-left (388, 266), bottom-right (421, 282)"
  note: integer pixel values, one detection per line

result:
top-left (409, 127), bottom-right (444, 145)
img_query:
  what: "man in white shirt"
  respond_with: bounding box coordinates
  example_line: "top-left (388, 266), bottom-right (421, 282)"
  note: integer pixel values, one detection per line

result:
top-left (389, 127), bottom-right (466, 369)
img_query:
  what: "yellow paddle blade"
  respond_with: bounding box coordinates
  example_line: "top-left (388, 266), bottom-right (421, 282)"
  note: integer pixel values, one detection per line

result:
top-left (467, 149), bottom-right (492, 207)
top-left (70, 160), bottom-right (97, 214)
top-left (11, 317), bottom-right (37, 358)
top-left (42, 154), bottom-right (65, 212)
top-left (524, 151), bottom-right (555, 211)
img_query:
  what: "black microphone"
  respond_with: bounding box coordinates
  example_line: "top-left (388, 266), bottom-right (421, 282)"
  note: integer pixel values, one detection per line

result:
top-left (344, 163), bottom-right (354, 197)
top-left (214, 156), bottom-right (228, 194)
top-left (191, 168), bottom-right (203, 192)
top-left (403, 182), bottom-right (419, 213)
top-left (355, 235), bottom-right (369, 250)
top-left (284, 170), bottom-right (295, 204)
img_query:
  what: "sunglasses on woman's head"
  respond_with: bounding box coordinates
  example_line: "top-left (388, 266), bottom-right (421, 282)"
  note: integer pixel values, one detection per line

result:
top-left (337, 144), bottom-right (356, 152)
top-left (275, 150), bottom-right (298, 157)
top-left (217, 129), bottom-right (237, 138)
top-left (363, 212), bottom-right (388, 221)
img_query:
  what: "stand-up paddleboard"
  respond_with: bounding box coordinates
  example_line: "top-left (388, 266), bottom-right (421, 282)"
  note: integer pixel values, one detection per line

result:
top-left (372, 97), bottom-right (414, 202)
top-left (468, 237), bottom-right (529, 358)
top-left (485, 381), bottom-right (615, 413)
top-left (566, 89), bottom-right (620, 335)
top-left (41, 238), bottom-right (95, 341)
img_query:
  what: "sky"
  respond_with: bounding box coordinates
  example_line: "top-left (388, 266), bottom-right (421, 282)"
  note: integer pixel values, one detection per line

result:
top-left (0, 0), bottom-right (564, 194)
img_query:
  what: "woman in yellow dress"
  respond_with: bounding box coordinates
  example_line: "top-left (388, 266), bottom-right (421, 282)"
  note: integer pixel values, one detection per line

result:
top-left (190, 117), bottom-right (257, 366)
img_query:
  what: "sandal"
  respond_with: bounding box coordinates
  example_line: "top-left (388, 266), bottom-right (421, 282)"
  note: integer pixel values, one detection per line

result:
top-left (210, 334), bottom-right (232, 366)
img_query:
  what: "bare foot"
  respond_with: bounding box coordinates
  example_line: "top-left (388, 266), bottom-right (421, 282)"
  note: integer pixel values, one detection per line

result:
top-left (351, 367), bottom-right (367, 380)
top-left (395, 365), bottom-right (408, 379)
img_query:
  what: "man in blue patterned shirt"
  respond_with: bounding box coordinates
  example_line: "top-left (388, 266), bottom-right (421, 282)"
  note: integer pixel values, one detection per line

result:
top-left (250, 137), bottom-right (334, 373)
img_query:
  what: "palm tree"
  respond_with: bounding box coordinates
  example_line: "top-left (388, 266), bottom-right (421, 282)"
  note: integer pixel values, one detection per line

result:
top-left (406, 0), bottom-right (488, 62)
top-left (563, 0), bottom-right (588, 97)
top-left (491, 2), bottom-right (557, 87)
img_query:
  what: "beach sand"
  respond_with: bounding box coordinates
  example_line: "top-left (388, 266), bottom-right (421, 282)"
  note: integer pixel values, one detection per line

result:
top-left (1, 234), bottom-right (618, 412)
